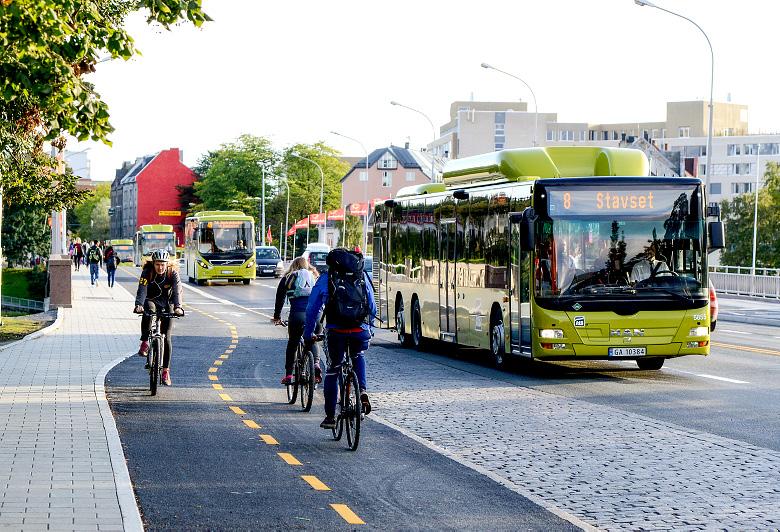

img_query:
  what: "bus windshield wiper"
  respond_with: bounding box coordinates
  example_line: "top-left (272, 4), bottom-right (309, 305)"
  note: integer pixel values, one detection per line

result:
top-left (633, 286), bottom-right (694, 302)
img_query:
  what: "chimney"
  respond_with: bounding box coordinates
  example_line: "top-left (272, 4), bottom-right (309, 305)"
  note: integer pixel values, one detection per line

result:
top-left (404, 141), bottom-right (410, 149)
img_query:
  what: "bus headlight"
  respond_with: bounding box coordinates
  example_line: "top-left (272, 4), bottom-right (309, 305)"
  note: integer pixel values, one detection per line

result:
top-left (539, 329), bottom-right (564, 339)
top-left (197, 260), bottom-right (210, 270)
top-left (246, 260), bottom-right (254, 268)
top-left (688, 327), bottom-right (709, 337)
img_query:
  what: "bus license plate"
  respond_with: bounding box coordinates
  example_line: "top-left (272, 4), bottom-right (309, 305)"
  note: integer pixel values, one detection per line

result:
top-left (608, 347), bottom-right (646, 357)
top-left (221, 269), bottom-right (232, 274)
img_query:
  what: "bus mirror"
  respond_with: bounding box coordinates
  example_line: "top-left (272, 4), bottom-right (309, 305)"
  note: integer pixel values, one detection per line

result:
top-left (708, 221), bottom-right (725, 252)
top-left (509, 212), bottom-right (523, 224)
top-left (706, 203), bottom-right (720, 219)
top-left (521, 207), bottom-right (536, 252)
top-left (384, 199), bottom-right (396, 208)
top-left (453, 189), bottom-right (469, 200)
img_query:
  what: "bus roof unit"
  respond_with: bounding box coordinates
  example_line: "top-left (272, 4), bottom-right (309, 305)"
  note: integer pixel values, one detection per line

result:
top-left (189, 211), bottom-right (253, 221)
top-left (442, 146), bottom-right (650, 185)
top-left (139, 224), bottom-right (174, 232)
top-left (395, 183), bottom-right (447, 198)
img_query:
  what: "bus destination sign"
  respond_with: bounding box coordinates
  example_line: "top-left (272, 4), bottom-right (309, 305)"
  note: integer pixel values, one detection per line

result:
top-left (547, 188), bottom-right (692, 217)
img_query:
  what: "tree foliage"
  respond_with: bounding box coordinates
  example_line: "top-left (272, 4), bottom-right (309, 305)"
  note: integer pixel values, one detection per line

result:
top-left (720, 162), bottom-right (780, 267)
top-left (1, 203), bottom-right (50, 266)
top-left (72, 182), bottom-right (110, 241)
top-left (0, 0), bottom-right (210, 208)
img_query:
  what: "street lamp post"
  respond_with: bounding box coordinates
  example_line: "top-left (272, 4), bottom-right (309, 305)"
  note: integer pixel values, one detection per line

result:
top-left (390, 101), bottom-right (438, 182)
top-left (279, 178), bottom-right (290, 261)
top-left (290, 153), bottom-right (325, 243)
top-left (260, 164), bottom-right (266, 246)
top-left (480, 62), bottom-right (539, 147)
top-left (331, 131), bottom-right (369, 252)
top-left (751, 144), bottom-right (761, 294)
top-left (634, 0), bottom-right (714, 192)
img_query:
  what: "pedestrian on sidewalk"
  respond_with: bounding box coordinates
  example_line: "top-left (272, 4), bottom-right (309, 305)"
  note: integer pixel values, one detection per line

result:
top-left (104, 245), bottom-right (120, 288)
top-left (87, 240), bottom-right (103, 285)
top-left (74, 239), bottom-right (84, 271)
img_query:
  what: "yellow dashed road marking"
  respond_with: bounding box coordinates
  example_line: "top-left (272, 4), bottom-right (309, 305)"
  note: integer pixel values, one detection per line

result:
top-left (219, 354), bottom-right (229, 359)
top-left (225, 349), bottom-right (234, 354)
top-left (330, 504), bottom-right (365, 525)
top-left (713, 341), bottom-right (780, 357)
top-left (218, 393), bottom-right (233, 402)
top-left (229, 343), bottom-right (238, 349)
top-left (208, 375), bottom-right (219, 381)
top-left (243, 419), bottom-right (261, 429)
top-left (302, 475), bottom-right (331, 491)
top-left (212, 384), bottom-right (223, 390)
top-left (208, 367), bottom-right (218, 373)
top-left (214, 360), bottom-right (223, 366)
top-left (278, 453), bottom-right (302, 465)
top-left (259, 434), bottom-right (278, 445)
top-left (229, 406), bottom-right (246, 415)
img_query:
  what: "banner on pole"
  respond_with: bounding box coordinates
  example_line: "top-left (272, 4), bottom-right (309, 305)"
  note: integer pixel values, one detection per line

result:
top-left (309, 212), bottom-right (326, 225)
top-left (348, 203), bottom-right (368, 216)
top-left (327, 209), bottom-right (345, 221)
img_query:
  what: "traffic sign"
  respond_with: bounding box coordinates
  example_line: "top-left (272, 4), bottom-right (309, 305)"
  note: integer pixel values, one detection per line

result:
top-left (158, 210), bottom-right (181, 217)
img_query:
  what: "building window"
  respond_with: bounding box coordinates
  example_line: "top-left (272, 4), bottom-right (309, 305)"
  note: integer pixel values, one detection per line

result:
top-left (405, 171), bottom-right (415, 182)
top-left (710, 182), bottom-right (721, 195)
top-left (612, 131), bottom-right (619, 140)
top-left (744, 143), bottom-right (759, 155)
top-left (699, 164), bottom-right (706, 176)
top-left (382, 171), bottom-right (392, 187)
top-left (732, 163), bottom-right (752, 175)
top-left (661, 129), bottom-right (667, 138)
top-left (579, 130), bottom-right (586, 141)
top-left (546, 129), bottom-right (555, 141)
top-left (494, 143), bottom-right (504, 151)
top-left (559, 130), bottom-right (573, 141)
top-left (731, 182), bottom-right (753, 194)
top-left (760, 143), bottom-right (779, 155)
top-left (379, 154), bottom-right (397, 169)
top-left (603, 131), bottom-right (609, 141)
top-left (589, 130), bottom-right (596, 141)
top-left (359, 171), bottom-right (367, 181)
top-left (679, 127), bottom-right (690, 137)
top-left (494, 111), bottom-right (506, 124)
top-left (727, 144), bottom-right (741, 156)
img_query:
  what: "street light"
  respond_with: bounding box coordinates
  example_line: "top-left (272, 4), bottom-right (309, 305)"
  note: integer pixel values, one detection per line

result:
top-left (390, 101), bottom-right (438, 182)
top-left (751, 144), bottom-right (761, 294)
top-left (481, 62), bottom-right (539, 147)
top-left (290, 152), bottom-right (326, 243)
top-left (331, 131), bottom-right (369, 252)
top-left (634, 0), bottom-right (714, 192)
top-left (278, 178), bottom-right (291, 261)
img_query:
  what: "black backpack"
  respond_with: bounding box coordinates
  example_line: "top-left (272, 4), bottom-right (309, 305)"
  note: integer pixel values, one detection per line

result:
top-left (87, 246), bottom-right (101, 263)
top-left (325, 248), bottom-right (370, 328)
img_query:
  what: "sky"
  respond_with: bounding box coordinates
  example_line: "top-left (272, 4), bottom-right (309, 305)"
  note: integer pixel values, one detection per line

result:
top-left (68, 0), bottom-right (780, 181)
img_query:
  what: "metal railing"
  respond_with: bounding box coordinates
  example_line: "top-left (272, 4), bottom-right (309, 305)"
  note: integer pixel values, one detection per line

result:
top-left (709, 266), bottom-right (780, 298)
top-left (2, 295), bottom-right (46, 312)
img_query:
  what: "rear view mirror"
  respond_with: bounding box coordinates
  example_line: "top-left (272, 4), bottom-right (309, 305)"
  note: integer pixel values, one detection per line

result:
top-left (708, 221), bottom-right (725, 252)
top-left (521, 207), bottom-right (535, 252)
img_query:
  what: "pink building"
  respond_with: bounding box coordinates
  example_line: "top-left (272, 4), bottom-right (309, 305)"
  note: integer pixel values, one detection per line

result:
top-left (340, 145), bottom-right (433, 207)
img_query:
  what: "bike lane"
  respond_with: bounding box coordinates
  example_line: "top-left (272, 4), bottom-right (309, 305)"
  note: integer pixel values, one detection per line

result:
top-left (108, 269), bottom-right (581, 530)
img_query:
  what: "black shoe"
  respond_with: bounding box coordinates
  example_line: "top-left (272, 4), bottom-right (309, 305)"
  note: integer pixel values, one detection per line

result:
top-left (360, 392), bottom-right (372, 415)
top-left (320, 416), bottom-right (336, 429)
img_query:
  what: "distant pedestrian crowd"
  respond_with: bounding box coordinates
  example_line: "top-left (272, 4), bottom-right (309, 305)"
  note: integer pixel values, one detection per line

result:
top-left (68, 239), bottom-right (120, 287)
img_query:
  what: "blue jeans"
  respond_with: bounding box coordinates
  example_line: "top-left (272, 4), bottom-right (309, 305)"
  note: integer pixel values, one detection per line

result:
top-left (324, 329), bottom-right (370, 418)
top-left (89, 263), bottom-right (99, 284)
top-left (107, 268), bottom-right (116, 287)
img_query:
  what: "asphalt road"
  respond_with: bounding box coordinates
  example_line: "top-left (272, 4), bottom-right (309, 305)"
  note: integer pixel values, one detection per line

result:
top-left (107, 268), bottom-right (577, 530)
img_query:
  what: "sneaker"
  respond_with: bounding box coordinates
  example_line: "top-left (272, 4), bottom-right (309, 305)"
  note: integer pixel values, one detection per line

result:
top-left (320, 416), bottom-right (336, 429)
top-left (360, 392), bottom-right (372, 415)
top-left (161, 368), bottom-right (172, 386)
top-left (280, 374), bottom-right (294, 385)
top-left (314, 365), bottom-right (322, 384)
top-left (138, 341), bottom-right (149, 357)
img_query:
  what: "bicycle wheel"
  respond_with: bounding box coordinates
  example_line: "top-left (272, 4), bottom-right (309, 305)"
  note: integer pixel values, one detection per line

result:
top-left (332, 373), bottom-right (344, 441)
top-left (149, 338), bottom-right (160, 396)
top-left (345, 370), bottom-right (362, 451)
top-left (286, 345), bottom-right (301, 404)
top-left (300, 349), bottom-right (315, 412)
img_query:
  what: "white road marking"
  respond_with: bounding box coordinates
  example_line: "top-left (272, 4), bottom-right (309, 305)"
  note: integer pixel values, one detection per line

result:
top-left (668, 368), bottom-right (749, 384)
top-left (720, 329), bottom-right (749, 335)
top-left (181, 283), bottom-right (275, 319)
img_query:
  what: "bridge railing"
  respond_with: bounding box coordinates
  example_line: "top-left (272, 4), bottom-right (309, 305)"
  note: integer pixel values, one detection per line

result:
top-left (1, 295), bottom-right (46, 313)
top-left (709, 266), bottom-right (780, 298)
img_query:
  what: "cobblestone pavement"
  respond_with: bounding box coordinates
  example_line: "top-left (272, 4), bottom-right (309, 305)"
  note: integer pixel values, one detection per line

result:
top-left (367, 340), bottom-right (780, 531)
top-left (0, 267), bottom-right (140, 531)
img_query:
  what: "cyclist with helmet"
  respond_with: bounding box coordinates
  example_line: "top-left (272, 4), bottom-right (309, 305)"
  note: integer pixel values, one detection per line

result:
top-left (133, 249), bottom-right (184, 386)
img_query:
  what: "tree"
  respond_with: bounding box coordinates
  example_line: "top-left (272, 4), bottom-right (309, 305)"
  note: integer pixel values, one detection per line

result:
top-left (72, 182), bottom-right (110, 241)
top-left (1, 204), bottom-right (50, 266)
top-left (720, 162), bottom-right (780, 267)
top-left (0, 0), bottom-right (210, 208)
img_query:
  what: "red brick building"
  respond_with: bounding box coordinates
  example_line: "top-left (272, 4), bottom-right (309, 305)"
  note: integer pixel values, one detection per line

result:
top-left (109, 148), bottom-right (195, 245)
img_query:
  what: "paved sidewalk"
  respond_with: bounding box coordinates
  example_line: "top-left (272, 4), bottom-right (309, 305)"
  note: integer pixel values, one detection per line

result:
top-left (718, 293), bottom-right (780, 327)
top-left (0, 267), bottom-right (141, 531)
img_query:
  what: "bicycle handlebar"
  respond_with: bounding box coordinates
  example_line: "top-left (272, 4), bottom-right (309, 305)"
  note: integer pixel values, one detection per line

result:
top-left (135, 310), bottom-right (184, 319)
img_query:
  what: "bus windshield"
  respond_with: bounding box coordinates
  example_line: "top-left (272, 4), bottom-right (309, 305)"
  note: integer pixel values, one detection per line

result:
top-left (535, 185), bottom-right (706, 301)
top-left (198, 221), bottom-right (253, 255)
top-left (141, 233), bottom-right (175, 255)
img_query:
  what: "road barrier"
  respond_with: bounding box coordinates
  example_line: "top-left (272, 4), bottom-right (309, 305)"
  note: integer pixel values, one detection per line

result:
top-left (2, 295), bottom-right (45, 313)
top-left (709, 266), bottom-right (780, 298)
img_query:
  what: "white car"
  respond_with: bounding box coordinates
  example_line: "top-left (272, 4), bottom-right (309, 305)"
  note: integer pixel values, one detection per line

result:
top-left (302, 243), bottom-right (330, 274)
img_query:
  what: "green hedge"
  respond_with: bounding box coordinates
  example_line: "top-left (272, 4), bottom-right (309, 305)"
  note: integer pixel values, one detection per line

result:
top-left (2, 267), bottom-right (46, 300)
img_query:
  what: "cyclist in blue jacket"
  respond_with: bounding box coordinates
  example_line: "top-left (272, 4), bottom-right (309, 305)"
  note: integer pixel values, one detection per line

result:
top-left (304, 248), bottom-right (376, 429)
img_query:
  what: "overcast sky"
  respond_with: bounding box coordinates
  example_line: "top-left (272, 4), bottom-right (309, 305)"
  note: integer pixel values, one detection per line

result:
top-left (70, 0), bottom-right (780, 181)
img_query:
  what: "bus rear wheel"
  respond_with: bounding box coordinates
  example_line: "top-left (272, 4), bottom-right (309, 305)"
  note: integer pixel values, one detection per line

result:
top-left (636, 357), bottom-right (664, 370)
top-left (242, 279), bottom-right (250, 285)
top-left (396, 300), bottom-right (412, 347)
top-left (197, 279), bottom-right (207, 286)
top-left (490, 318), bottom-right (506, 369)
top-left (410, 299), bottom-right (423, 350)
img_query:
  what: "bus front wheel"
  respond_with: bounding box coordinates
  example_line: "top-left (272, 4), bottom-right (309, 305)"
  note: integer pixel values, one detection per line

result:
top-left (636, 357), bottom-right (664, 370)
top-left (243, 279), bottom-right (250, 285)
top-left (490, 318), bottom-right (506, 369)
top-left (197, 279), bottom-right (207, 286)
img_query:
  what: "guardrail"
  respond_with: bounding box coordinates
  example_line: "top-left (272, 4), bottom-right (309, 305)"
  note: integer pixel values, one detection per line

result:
top-left (2, 295), bottom-right (46, 313)
top-left (709, 266), bottom-right (780, 298)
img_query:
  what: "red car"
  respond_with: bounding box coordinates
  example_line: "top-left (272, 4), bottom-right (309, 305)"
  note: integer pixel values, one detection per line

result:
top-left (709, 280), bottom-right (718, 331)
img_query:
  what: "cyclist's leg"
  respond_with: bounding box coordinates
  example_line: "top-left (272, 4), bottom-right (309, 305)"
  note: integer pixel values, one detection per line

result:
top-left (348, 329), bottom-right (371, 393)
top-left (140, 300), bottom-right (155, 343)
top-left (324, 331), bottom-right (347, 418)
top-left (285, 311), bottom-right (306, 376)
top-left (160, 314), bottom-right (173, 369)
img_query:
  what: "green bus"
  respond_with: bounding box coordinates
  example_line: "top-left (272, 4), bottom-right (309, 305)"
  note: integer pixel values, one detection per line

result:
top-left (107, 239), bottom-right (134, 263)
top-left (184, 211), bottom-right (255, 285)
top-left (373, 146), bottom-right (725, 370)
top-left (134, 225), bottom-right (176, 266)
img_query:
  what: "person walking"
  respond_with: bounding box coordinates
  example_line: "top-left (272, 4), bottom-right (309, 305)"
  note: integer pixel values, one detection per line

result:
top-left (74, 239), bottom-right (84, 271)
top-left (104, 245), bottom-right (120, 288)
top-left (87, 240), bottom-right (103, 286)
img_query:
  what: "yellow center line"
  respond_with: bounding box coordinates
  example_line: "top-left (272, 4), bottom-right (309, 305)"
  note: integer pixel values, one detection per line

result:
top-left (277, 452), bottom-right (302, 465)
top-left (212, 384), bottom-right (223, 390)
top-left (330, 504), bottom-right (365, 525)
top-left (713, 341), bottom-right (780, 357)
top-left (301, 475), bottom-right (331, 491)
top-left (219, 354), bottom-right (229, 359)
top-left (218, 393), bottom-right (233, 402)
top-left (229, 406), bottom-right (246, 415)
top-left (229, 343), bottom-right (238, 349)
top-left (243, 419), bottom-right (261, 429)
top-left (208, 367), bottom-right (218, 373)
top-left (214, 360), bottom-right (223, 366)
top-left (259, 434), bottom-right (278, 445)
top-left (208, 375), bottom-right (219, 381)
top-left (225, 349), bottom-right (234, 354)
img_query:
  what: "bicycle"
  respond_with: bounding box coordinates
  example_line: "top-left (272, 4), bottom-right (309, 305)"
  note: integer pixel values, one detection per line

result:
top-left (327, 335), bottom-right (362, 451)
top-left (138, 309), bottom-right (182, 396)
top-left (277, 321), bottom-right (317, 412)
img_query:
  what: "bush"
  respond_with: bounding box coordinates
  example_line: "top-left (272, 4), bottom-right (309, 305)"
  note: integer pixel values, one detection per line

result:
top-left (28, 265), bottom-right (48, 300)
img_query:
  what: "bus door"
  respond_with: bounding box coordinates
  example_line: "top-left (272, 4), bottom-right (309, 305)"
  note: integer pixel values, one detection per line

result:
top-left (439, 220), bottom-right (457, 339)
top-left (373, 225), bottom-right (389, 327)
top-left (510, 220), bottom-right (532, 354)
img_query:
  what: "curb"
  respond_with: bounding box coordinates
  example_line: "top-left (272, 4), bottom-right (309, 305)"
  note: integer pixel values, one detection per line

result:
top-left (370, 414), bottom-right (598, 532)
top-left (720, 314), bottom-right (780, 328)
top-left (0, 307), bottom-right (63, 353)
top-left (95, 352), bottom-right (144, 532)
